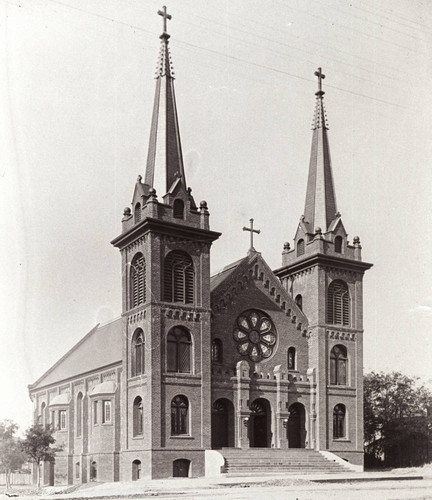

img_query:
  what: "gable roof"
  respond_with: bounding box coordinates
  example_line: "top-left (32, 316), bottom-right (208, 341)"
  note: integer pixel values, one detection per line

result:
top-left (29, 318), bottom-right (122, 391)
top-left (210, 256), bottom-right (248, 292)
top-left (210, 252), bottom-right (308, 329)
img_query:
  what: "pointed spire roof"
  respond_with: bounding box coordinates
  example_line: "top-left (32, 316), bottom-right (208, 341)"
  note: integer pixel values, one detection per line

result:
top-left (303, 68), bottom-right (338, 233)
top-left (144, 7), bottom-right (186, 197)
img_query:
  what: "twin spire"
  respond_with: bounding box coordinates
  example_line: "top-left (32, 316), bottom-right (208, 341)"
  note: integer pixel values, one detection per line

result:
top-left (144, 6), bottom-right (186, 198)
top-left (142, 10), bottom-right (338, 236)
top-left (303, 68), bottom-right (338, 233)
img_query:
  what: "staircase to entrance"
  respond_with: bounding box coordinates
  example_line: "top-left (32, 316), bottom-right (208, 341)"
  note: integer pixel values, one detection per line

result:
top-left (220, 448), bottom-right (353, 476)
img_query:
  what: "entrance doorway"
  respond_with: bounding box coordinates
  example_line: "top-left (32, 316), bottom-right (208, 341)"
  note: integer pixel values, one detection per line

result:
top-left (90, 461), bottom-right (97, 481)
top-left (288, 402), bottom-right (306, 448)
top-left (250, 398), bottom-right (271, 447)
top-left (211, 398), bottom-right (234, 448)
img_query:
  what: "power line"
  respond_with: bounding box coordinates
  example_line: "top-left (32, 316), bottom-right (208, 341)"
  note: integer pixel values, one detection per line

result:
top-left (10, 0), bottom-right (408, 108)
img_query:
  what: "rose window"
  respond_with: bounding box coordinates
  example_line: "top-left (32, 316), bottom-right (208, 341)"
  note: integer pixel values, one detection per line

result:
top-left (233, 310), bottom-right (277, 362)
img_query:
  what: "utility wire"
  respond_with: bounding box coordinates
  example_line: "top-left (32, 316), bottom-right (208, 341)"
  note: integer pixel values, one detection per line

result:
top-left (10, 0), bottom-right (408, 108)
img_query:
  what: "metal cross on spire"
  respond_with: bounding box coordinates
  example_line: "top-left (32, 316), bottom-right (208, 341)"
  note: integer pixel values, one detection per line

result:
top-left (243, 218), bottom-right (261, 254)
top-left (314, 67), bottom-right (325, 97)
top-left (158, 5), bottom-right (172, 34)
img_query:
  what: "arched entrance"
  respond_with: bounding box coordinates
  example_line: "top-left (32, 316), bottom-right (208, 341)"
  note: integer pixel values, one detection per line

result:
top-left (288, 402), bottom-right (306, 448)
top-left (173, 459), bottom-right (190, 477)
top-left (90, 461), bottom-right (97, 481)
top-left (250, 398), bottom-right (271, 448)
top-left (132, 460), bottom-right (141, 480)
top-left (211, 398), bottom-right (234, 448)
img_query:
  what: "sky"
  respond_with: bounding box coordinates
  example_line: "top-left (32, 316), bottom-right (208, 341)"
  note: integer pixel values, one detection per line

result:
top-left (1, 0), bottom-right (431, 433)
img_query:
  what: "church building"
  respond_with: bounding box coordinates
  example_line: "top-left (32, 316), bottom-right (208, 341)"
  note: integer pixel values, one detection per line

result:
top-left (28, 8), bottom-right (372, 484)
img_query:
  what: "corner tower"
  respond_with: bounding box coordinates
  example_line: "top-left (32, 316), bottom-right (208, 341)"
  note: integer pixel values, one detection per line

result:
top-left (111, 7), bottom-right (220, 480)
top-left (275, 69), bottom-right (372, 467)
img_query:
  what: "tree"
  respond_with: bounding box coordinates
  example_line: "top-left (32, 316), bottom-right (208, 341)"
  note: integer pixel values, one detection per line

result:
top-left (364, 371), bottom-right (432, 468)
top-left (21, 424), bottom-right (60, 488)
top-left (0, 421), bottom-right (26, 490)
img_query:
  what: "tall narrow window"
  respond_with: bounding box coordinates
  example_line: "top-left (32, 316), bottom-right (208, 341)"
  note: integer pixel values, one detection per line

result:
top-left (93, 401), bottom-right (98, 425)
top-left (327, 280), bottom-right (349, 326)
top-left (132, 329), bottom-right (145, 376)
top-left (288, 347), bottom-right (296, 370)
top-left (59, 410), bottom-right (66, 430)
top-left (102, 400), bottom-right (111, 423)
top-left (171, 395), bottom-right (189, 435)
top-left (75, 462), bottom-right (80, 479)
top-left (134, 202), bottom-right (141, 223)
top-left (333, 404), bottom-right (346, 438)
top-left (211, 339), bottom-right (223, 363)
top-left (330, 344), bottom-right (348, 385)
top-left (167, 327), bottom-right (191, 373)
top-left (173, 199), bottom-right (184, 219)
top-left (76, 393), bottom-right (83, 437)
top-left (133, 396), bottom-right (143, 436)
top-left (130, 253), bottom-right (146, 308)
top-left (163, 251), bottom-right (194, 304)
top-left (297, 239), bottom-right (305, 256)
top-left (295, 294), bottom-right (303, 310)
top-left (40, 402), bottom-right (46, 427)
top-left (334, 236), bottom-right (342, 253)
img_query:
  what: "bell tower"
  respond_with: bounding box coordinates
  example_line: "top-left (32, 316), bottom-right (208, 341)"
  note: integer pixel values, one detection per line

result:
top-left (275, 69), bottom-right (372, 467)
top-left (111, 7), bottom-right (220, 479)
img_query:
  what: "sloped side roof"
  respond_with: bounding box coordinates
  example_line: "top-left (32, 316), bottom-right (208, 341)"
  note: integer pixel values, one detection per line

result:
top-left (29, 318), bottom-right (122, 391)
top-left (210, 257), bottom-right (247, 292)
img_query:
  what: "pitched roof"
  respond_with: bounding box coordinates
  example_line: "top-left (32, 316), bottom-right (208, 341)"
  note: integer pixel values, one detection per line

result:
top-left (29, 318), bottom-right (122, 391)
top-left (210, 256), bottom-right (248, 292)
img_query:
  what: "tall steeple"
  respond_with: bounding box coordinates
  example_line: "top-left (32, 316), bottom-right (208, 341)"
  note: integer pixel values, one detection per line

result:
top-left (303, 68), bottom-right (338, 234)
top-left (144, 6), bottom-right (186, 197)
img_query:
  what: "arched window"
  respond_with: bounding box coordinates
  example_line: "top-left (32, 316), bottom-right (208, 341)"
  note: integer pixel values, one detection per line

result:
top-left (295, 294), bottom-right (303, 310)
top-left (211, 339), bottom-right (223, 363)
top-left (134, 202), bottom-right (141, 223)
top-left (327, 280), bottom-right (349, 326)
top-left (75, 462), bottom-right (80, 479)
top-left (132, 329), bottom-right (145, 376)
top-left (167, 327), bottom-right (191, 373)
top-left (171, 395), bottom-right (189, 435)
top-left (132, 460), bottom-right (141, 480)
top-left (288, 347), bottom-right (296, 370)
top-left (335, 235), bottom-right (342, 253)
top-left (133, 397), bottom-right (143, 436)
top-left (297, 239), bottom-right (305, 256)
top-left (173, 199), bottom-right (184, 219)
top-left (163, 251), bottom-right (194, 304)
top-left (330, 344), bottom-right (348, 385)
top-left (130, 253), bottom-right (146, 308)
top-left (76, 393), bottom-right (83, 437)
top-left (333, 404), bottom-right (346, 438)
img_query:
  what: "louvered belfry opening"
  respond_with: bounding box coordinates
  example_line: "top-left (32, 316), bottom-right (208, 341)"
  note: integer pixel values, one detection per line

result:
top-left (297, 239), bottom-right (305, 256)
top-left (134, 202), bottom-right (141, 223)
top-left (327, 279), bottom-right (349, 326)
top-left (130, 253), bottom-right (146, 308)
top-left (173, 199), bottom-right (184, 219)
top-left (163, 250), bottom-right (194, 304)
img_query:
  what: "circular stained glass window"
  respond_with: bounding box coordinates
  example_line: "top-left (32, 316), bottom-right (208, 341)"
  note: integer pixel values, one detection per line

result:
top-left (233, 310), bottom-right (277, 362)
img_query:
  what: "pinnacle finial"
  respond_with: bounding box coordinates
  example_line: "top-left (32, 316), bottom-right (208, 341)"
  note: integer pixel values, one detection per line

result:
top-left (314, 67), bottom-right (325, 97)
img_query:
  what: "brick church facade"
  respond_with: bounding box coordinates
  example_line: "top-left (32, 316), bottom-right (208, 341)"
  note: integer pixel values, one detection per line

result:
top-left (28, 10), bottom-right (372, 484)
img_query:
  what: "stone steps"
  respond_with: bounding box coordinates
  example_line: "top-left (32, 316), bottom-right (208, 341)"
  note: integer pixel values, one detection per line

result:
top-left (220, 448), bottom-right (352, 476)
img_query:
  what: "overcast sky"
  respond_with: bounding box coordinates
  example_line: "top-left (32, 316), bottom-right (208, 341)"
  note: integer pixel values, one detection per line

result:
top-left (1, 0), bottom-right (431, 433)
